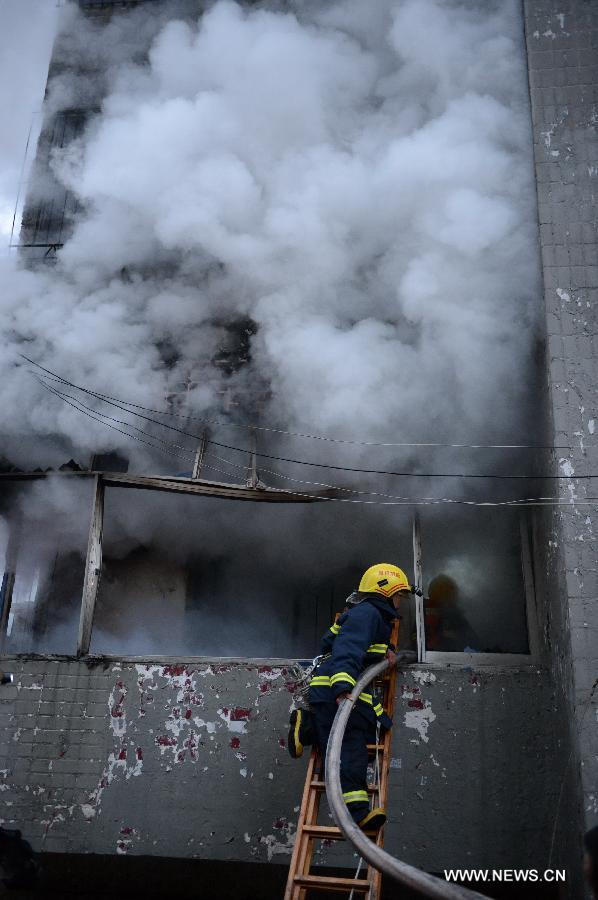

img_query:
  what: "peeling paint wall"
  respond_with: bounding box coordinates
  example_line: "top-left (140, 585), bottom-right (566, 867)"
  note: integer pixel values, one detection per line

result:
top-left (0, 658), bottom-right (306, 862)
top-left (387, 667), bottom-right (570, 876)
top-left (0, 655), bottom-right (569, 882)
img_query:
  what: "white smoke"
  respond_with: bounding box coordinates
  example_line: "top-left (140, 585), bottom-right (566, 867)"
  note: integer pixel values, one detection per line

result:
top-left (0, 0), bottom-right (539, 459)
top-left (0, 0), bottom-right (541, 655)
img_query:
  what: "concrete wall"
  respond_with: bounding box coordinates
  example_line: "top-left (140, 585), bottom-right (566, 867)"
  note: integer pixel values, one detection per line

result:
top-left (0, 655), bottom-right (570, 880)
top-left (523, 0), bottom-right (598, 838)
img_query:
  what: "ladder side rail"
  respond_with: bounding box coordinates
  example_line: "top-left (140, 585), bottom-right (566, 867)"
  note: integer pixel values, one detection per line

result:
top-left (368, 619), bottom-right (400, 900)
top-left (325, 656), bottom-right (491, 900)
top-left (378, 618), bottom-right (401, 806)
top-left (284, 749), bottom-right (318, 900)
top-left (378, 633), bottom-right (400, 810)
top-left (299, 755), bottom-right (323, 879)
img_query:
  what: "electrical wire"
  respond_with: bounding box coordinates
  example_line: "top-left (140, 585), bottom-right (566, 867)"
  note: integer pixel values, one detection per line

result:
top-left (204, 447), bottom-right (597, 507)
top-left (19, 353), bottom-right (569, 451)
top-left (37, 377), bottom-right (198, 458)
top-left (38, 379), bottom-right (197, 463)
top-left (35, 376), bottom-right (598, 506)
top-left (30, 367), bottom-right (587, 482)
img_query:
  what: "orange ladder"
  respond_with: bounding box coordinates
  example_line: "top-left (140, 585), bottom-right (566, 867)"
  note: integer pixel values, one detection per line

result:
top-left (284, 621), bottom-right (400, 899)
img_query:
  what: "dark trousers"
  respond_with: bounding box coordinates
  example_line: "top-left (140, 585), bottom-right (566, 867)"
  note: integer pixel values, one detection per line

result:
top-left (310, 702), bottom-right (373, 824)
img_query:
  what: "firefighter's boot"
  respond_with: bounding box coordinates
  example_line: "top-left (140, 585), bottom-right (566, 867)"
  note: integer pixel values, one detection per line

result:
top-left (358, 807), bottom-right (387, 834)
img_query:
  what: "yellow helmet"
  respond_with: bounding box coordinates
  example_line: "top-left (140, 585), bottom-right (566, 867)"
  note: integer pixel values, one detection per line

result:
top-left (359, 563), bottom-right (410, 598)
top-left (428, 574), bottom-right (458, 604)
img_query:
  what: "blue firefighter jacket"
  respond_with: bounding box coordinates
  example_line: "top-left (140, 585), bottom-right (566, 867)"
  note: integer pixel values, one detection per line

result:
top-left (309, 595), bottom-right (396, 728)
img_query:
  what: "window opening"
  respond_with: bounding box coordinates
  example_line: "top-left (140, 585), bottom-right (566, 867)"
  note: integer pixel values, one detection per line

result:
top-left (0, 473), bottom-right (537, 664)
top-left (89, 486), bottom-right (413, 658)
top-left (0, 479), bottom-right (92, 654)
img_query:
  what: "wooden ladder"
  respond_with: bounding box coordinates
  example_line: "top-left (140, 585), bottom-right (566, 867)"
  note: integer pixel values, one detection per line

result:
top-left (284, 621), bottom-right (400, 900)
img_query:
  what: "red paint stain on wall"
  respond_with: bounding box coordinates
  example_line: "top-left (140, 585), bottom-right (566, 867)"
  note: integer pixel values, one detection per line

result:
top-left (230, 737), bottom-right (241, 749)
top-left (162, 665), bottom-right (187, 677)
top-left (407, 699), bottom-right (424, 710)
top-left (183, 734), bottom-right (198, 761)
top-left (402, 684), bottom-right (421, 696)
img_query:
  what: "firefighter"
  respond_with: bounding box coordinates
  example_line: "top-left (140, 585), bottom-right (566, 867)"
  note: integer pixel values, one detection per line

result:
top-left (424, 574), bottom-right (479, 652)
top-left (290, 563), bottom-right (410, 834)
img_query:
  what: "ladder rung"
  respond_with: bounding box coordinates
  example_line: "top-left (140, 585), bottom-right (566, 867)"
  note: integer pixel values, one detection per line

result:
top-left (293, 874), bottom-right (371, 892)
top-left (310, 780), bottom-right (378, 793)
top-left (366, 743), bottom-right (384, 751)
top-left (303, 824), bottom-right (344, 839)
top-left (302, 824), bottom-right (380, 839)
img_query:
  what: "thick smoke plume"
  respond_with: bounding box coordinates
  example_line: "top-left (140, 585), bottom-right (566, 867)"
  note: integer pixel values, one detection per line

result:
top-left (1, 0), bottom-right (539, 456)
top-left (0, 0), bottom-right (540, 655)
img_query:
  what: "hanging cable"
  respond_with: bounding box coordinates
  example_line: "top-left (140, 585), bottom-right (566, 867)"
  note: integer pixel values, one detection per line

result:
top-left (34, 377), bottom-right (598, 506)
top-left (19, 353), bottom-right (569, 451)
top-left (29, 367), bottom-right (588, 481)
top-left (37, 379), bottom-right (197, 463)
top-left (36, 377), bottom-right (198, 457)
top-left (204, 447), bottom-right (575, 506)
top-left (201, 444), bottom-right (598, 506)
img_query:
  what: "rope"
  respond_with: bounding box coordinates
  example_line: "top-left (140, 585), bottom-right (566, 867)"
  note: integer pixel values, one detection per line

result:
top-left (349, 856), bottom-right (365, 900)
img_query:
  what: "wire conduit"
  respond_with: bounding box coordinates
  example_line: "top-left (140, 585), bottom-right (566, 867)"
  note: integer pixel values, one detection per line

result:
top-left (325, 655), bottom-right (490, 899)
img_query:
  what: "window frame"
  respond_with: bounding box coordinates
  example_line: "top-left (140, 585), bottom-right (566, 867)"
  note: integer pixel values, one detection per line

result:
top-left (0, 472), bottom-right (540, 666)
top-left (413, 513), bottom-right (540, 668)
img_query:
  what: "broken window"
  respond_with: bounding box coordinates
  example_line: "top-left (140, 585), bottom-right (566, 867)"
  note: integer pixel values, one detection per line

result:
top-left (89, 486), bottom-right (414, 658)
top-left (0, 473), bottom-right (535, 661)
top-left (419, 508), bottom-right (530, 655)
top-left (0, 479), bottom-right (92, 654)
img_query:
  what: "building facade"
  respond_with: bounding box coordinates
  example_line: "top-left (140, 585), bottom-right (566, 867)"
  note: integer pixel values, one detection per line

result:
top-left (0, 1), bottom-right (597, 897)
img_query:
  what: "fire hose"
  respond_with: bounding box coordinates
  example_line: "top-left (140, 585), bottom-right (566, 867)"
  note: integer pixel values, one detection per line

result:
top-left (324, 654), bottom-right (490, 900)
